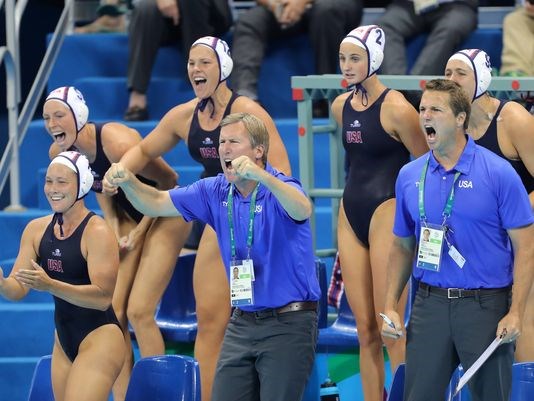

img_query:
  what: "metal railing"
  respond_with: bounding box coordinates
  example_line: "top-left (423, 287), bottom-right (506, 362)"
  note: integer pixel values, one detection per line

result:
top-left (292, 74), bottom-right (534, 257)
top-left (0, 0), bottom-right (74, 211)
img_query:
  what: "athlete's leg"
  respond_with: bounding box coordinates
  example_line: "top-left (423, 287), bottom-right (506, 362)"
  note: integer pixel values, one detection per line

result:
top-left (193, 225), bottom-right (231, 401)
top-left (111, 217), bottom-right (142, 401)
top-left (51, 333), bottom-right (71, 401)
top-left (63, 324), bottom-right (125, 401)
top-left (338, 201), bottom-right (384, 401)
top-left (127, 217), bottom-right (191, 356)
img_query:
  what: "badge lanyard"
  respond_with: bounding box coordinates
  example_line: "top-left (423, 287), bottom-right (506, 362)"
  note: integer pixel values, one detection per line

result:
top-left (227, 183), bottom-right (259, 262)
top-left (227, 184), bottom-right (259, 306)
top-left (418, 157), bottom-right (461, 229)
top-left (417, 157), bottom-right (466, 270)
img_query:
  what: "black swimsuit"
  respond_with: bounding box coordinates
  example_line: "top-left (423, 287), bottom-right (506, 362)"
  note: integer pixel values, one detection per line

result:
top-left (187, 92), bottom-right (240, 178)
top-left (474, 100), bottom-right (534, 193)
top-left (341, 89), bottom-right (410, 247)
top-left (38, 212), bottom-right (120, 362)
top-left (71, 123), bottom-right (156, 223)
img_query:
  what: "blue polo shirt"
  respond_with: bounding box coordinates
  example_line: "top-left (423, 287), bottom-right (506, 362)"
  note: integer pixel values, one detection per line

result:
top-left (394, 136), bottom-right (533, 289)
top-left (169, 164), bottom-right (320, 311)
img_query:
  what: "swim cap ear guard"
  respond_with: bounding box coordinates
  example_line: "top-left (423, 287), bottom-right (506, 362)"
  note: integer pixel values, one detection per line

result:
top-left (45, 87), bottom-right (89, 132)
top-left (192, 36), bottom-right (233, 82)
top-left (341, 25), bottom-right (385, 78)
top-left (50, 150), bottom-right (94, 200)
top-left (448, 49), bottom-right (492, 100)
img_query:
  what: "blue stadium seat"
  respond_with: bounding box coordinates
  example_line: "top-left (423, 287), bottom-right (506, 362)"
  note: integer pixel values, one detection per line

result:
top-left (26, 355), bottom-right (53, 401)
top-left (317, 276), bottom-right (415, 351)
top-left (387, 362), bottom-right (534, 401)
top-left (446, 361), bottom-right (534, 401)
top-left (317, 291), bottom-right (358, 351)
top-left (124, 354), bottom-right (200, 401)
top-left (387, 363), bottom-right (406, 401)
top-left (511, 362), bottom-right (534, 401)
top-left (156, 253), bottom-right (197, 343)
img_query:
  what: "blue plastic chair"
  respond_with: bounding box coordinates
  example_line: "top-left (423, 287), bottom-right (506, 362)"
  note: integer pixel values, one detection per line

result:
top-left (317, 290), bottom-right (358, 351)
top-left (155, 253), bottom-right (197, 342)
top-left (317, 275), bottom-right (416, 351)
top-left (27, 355), bottom-right (54, 401)
top-left (511, 362), bottom-right (534, 401)
top-left (387, 363), bottom-right (406, 401)
top-left (124, 354), bottom-right (200, 401)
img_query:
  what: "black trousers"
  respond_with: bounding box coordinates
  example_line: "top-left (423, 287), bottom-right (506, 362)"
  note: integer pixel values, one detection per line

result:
top-left (404, 286), bottom-right (514, 401)
top-left (127, 0), bottom-right (232, 93)
top-left (211, 308), bottom-right (318, 401)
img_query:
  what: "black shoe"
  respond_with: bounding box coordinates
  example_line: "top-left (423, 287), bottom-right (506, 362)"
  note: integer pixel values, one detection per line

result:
top-left (124, 105), bottom-right (148, 121)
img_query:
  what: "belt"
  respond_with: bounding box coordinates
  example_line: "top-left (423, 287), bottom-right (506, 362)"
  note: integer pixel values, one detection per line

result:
top-left (418, 282), bottom-right (511, 299)
top-left (236, 301), bottom-right (318, 319)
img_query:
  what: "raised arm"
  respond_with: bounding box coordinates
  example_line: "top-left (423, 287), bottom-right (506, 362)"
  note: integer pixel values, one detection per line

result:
top-left (102, 122), bottom-right (179, 189)
top-left (103, 104), bottom-right (193, 193)
top-left (231, 155), bottom-right (311, 221)
top-left (105, 163), bottom-right (181, 218)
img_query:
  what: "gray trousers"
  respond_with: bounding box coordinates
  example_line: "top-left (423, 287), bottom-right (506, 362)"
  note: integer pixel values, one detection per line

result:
top-left (376, 1), bottom-right (477, 75)
top-left (404, 286), bottom-right (514, 401)
top-left (231, 0), bottom-right (363, 100)
top-left (127, 0), bottom-right (232, 93)
top-left (211, 308), bottom-right (318, 401)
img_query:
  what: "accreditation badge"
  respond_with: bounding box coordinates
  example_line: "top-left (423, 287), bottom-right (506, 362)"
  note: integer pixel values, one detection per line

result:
top-left (416, 224), bottom-right (445, 272)
top-left (230, 259), bottom-right (255, 307)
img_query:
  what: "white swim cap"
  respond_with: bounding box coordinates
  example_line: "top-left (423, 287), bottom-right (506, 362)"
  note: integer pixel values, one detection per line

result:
top-left (192, 36), bottom-right (233, 83)
top-left (45, 87), bottom-right (89, 132)
top-left (448, 49), bottom-right (492, 100)
top-left (50, 151), bottom-right (94, 200)
top-left (341, 25), bottom-right (385, 78)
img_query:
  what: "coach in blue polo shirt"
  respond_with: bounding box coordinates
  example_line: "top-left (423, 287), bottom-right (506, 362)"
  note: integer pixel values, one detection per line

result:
top-left (381, 79), bottom-right (534, 401)
top-left (105, 112), bottom-right (320, 401)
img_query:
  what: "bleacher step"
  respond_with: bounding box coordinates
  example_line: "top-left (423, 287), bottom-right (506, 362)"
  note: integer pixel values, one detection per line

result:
top-left (0, 357), bottom-right (42, 401)
top-left (0, 303), bottom-right (55, 357)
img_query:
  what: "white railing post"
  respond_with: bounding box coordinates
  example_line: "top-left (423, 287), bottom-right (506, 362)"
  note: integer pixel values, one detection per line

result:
top-left (3, 0), bottom-right (24, 211)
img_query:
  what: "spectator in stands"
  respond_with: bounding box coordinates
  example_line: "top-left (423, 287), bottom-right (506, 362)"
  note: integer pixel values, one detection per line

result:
top-left (445, 48), bottom-right (534, 362)
top-left (500, 0), bottom-right (534, 77)
top-left (75, 1), bottom-right (127, 34)
top-left (43, 86), bottom-right (189, 401)
top-left (124, 0), bottom-right (232, 121)
top-left (103, 37), bottom-right (291, 401)
top-left (105, 112), bottom-right (320, 401)
top-left (0, 151), bottom-right (126, 401)
top-left (230, 0), bottom-right (363, 112)
top-left (332, 25), bottom-right (428, 401)
top-left (376, 0), bottom-right (478, 75)
top-left (382, 78), bottom-right (534, 401)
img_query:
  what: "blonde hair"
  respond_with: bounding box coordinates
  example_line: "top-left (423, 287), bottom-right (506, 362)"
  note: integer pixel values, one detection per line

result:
top-left (221, 113), bottom-right (269, 165)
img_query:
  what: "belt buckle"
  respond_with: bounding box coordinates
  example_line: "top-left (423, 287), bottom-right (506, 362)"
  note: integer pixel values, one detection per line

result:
top-left (254, 309), bottom-right (275, 319)
top-left (447, 288), bottom-right (461, 299)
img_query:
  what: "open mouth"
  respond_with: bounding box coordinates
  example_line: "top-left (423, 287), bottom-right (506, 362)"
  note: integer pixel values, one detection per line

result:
top-left (53, 132), bottom-right (66, 142)
top-left (225, 159), bottom-right (232, 169)
top-left (425, 126), bottom-right (436, 138)
top-left (194, 77), bottom-right (207, 86)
